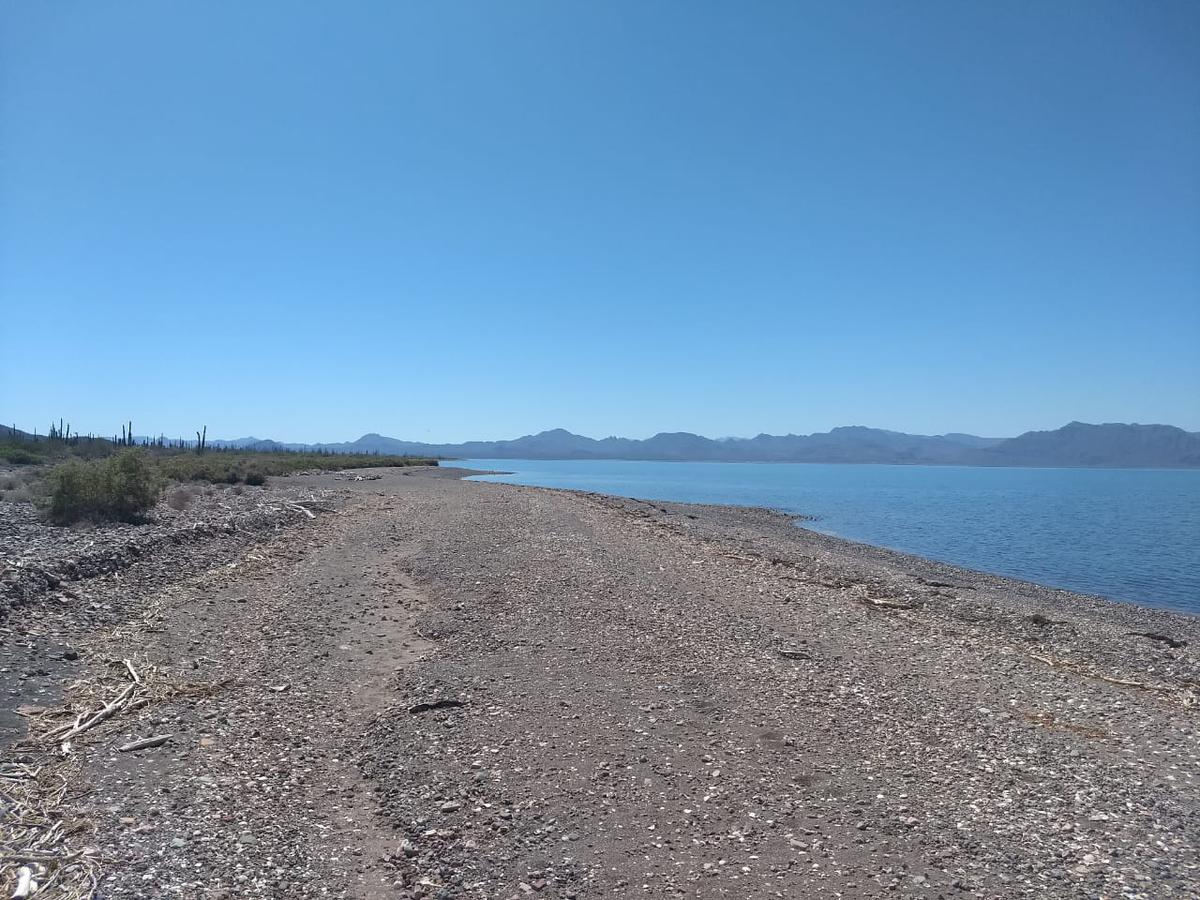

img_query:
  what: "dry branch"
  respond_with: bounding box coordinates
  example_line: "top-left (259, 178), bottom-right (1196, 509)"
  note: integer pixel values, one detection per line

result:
top-left (51, 682), bottom-right (139, 743)
top-left (46, 658), bottom-right (143, 745)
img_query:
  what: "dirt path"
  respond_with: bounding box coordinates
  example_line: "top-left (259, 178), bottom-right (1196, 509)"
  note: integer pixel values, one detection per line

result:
top-left (4, 467), bottom-right (1199, 899)
top-left (74, 493), bottom-right (443, 899)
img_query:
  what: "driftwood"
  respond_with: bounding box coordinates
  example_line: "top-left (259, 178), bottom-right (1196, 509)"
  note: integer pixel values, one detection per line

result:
top-left (1028, 652), bottom-right (1162, 691)
top-left (51, 683), bottom-right (137, 743)
top-left (13, 865), bottom-right (35, 898)
top-left (117, 734), bottom-right (173, 753)
top-left (48, 659), bottom-right (142, 744)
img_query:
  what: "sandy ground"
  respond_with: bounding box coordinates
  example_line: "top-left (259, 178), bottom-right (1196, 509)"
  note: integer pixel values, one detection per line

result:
top-left (2, 466), bottom-right (1197, 899)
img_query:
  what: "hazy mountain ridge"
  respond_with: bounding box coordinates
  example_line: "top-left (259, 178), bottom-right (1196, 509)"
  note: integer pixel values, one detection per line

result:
top-left (968, 422), bottom-right (1200, 468)
top-left (276, 422), bottom-right (1200, 467)
top-left (6, 422), bottom-right (1197, 467)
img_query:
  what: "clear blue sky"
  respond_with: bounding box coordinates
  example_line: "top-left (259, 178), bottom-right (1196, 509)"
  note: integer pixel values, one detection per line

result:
top-left (2, 1), bottom-right (1197, 442)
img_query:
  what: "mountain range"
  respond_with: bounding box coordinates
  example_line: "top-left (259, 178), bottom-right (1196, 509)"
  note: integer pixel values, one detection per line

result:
top-left (214, 422), bottom-right (1200, 468)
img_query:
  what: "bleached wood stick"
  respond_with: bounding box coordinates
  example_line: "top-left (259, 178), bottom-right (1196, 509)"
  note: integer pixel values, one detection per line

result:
top-left (47, 659), bottom-right (143, 740)
top-left (55, 682), bottom-right (139, 742)
top-left (13, 865), bottom-right (35, 898)
top-left (286, 502), bottom-right (316, 519)
top-left (117, 734), bottom-right (173, 753)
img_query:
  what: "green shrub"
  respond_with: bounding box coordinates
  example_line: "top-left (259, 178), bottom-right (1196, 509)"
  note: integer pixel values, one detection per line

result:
top-left (154, 451), bottom-right (432, 484)
top-left (1, 445), bottom-right (42, 465)
top-left (47, 450), bottom-right (161, 523)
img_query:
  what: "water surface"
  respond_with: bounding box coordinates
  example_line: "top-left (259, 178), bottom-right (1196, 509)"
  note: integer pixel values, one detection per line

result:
top-left (459, 459), bottom-right (1200, 615)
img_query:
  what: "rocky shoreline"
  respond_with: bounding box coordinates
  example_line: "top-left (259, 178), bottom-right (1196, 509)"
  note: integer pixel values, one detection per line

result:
top-left (2, 466), bottom-right (1197, 898)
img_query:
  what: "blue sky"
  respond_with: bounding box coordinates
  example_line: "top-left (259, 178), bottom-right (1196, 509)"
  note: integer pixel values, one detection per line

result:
top-left (2, 1), bottom-right (1197, 442)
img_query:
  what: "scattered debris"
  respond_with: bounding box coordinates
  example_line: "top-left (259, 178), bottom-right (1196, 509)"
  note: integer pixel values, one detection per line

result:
top-left (0, 759), bottom-right (100, 899)
top-left (1027, 652), bottom-right (1194, 704)
top-left (48, 659), bottom-right (143, 746)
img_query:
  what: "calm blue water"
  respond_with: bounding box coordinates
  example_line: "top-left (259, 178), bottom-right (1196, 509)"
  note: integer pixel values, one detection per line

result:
top-left (459, 459), bottom-right (1200, 615)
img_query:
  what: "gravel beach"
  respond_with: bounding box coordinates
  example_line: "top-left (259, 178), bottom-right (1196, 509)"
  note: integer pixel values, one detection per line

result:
top-left (2, 465), bottom-right (1197, 899)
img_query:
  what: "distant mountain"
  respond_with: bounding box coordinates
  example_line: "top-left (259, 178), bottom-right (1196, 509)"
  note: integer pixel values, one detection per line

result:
top-left (966, 422), bottom-right (1200, 468)
top-left (941, 433), bottom-right (1006, 449)
top-left (281, 421), bottom-right (1200, 468)
top-left (6, 421), bottom-right (1197, 468)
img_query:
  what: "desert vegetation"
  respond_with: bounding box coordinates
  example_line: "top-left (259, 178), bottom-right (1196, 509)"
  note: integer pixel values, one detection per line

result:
top-left (46, 450), bottom-right (162, 523)
top-left (1, 422), bottom-right (436, 524)
top-left (152, 451), bottom-right (426, 485)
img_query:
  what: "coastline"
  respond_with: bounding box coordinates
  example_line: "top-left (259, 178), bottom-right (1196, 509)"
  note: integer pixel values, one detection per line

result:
top-left (458, 460), bottom-right (1199, 616)
top-left (2, 465), bottom-right (1196, 897)
top-left (451, 467), bottom-right (1200, 643)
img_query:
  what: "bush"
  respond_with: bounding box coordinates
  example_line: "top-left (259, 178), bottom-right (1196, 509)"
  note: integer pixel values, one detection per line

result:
top-left (1, 445), bottom-right (42, 465)
top-left (48, 450), bottom-right (161, 523)
top-left (244, 471), bottom-right (266, 486)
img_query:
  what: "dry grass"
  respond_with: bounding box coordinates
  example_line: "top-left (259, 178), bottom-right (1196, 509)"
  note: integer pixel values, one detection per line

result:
top-left (0, 469), bottom-right (45, 505)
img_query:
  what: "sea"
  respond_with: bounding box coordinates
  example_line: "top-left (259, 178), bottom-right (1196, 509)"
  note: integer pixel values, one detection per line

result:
top-left (457, 459), bottom-right (1200, 616)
